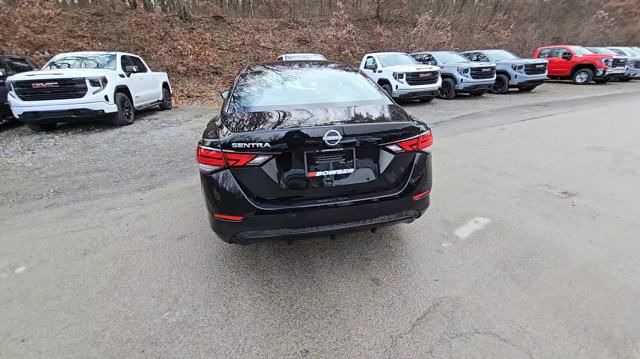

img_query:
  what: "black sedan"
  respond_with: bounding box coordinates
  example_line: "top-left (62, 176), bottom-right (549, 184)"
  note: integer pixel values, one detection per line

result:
top-left (197, 61), bottom-right (433, 244)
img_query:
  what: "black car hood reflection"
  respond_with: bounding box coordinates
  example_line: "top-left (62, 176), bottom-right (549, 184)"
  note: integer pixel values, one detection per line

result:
top-left (204, 103), bottom-right (416, 138)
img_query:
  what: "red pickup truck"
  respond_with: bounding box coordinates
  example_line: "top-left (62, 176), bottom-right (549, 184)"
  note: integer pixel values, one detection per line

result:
top-left (533, 45), bottom-right (627, 84)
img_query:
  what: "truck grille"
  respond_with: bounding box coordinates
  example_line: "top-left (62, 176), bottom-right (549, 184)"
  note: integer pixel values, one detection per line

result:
top-left (13, 78), bottom-right (87, 101)
top-left (405, 71), bottom-right (439, 85)
top-left (524, 63), bottom-right (547, 75)
top-left (470, 66), bottom-right (496, 79)
top-left (612, 58), bottom-right (627, 68)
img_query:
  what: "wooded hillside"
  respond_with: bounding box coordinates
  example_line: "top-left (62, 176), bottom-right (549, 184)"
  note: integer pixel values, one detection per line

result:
top-left (1, 0), bottom-right (639, 104)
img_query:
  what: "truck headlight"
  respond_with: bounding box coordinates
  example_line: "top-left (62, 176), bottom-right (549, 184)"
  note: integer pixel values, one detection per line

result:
top-left (5, 80), bottom-right (16, 98)
top-left (87, 76), bottom-right (108, 94)
top-left (600, 58), bottom-right (612, 67)
top-left (457, 67), bottom-right (470, 77)
top-left (511, 64), bottom-right (525, 73)
top-left (392, 72), bottom-right (405, 81)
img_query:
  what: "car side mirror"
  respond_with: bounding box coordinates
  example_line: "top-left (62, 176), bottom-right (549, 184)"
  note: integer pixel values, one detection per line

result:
top-left (220, 90), bottom-right (229, 99)
top-left (562, 53), bottom-right (572, 60)
top-left (124, 65), bottom-right (138, 76)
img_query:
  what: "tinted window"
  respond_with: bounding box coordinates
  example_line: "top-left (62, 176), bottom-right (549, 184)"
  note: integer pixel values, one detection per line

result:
top-left (44, 54), bottom-right (116, 70)
top-left (0, 60), bottom-right (14, 77)
top-left (364, 56), bottom-right (377, 68)
top-left (130, 56), bottom-right (148, 72)
top-left (377, 54), bottom-right (417, 67)
top-left (413, 53), bottom-right (437, 66)
top-left (537, 48), bottom-right (552, 58)
top-left (6, 58), bottom-right (34, 73)
top-left (229, 65), bottom-right (390, 112)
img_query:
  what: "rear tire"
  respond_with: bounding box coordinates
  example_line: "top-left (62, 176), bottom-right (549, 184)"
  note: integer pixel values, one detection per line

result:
top-left (159, 87), bottom-right (172, 110)
top-left (111, 92), bottom-right (135, 126)
top-left (572, 68), bottom-right (593, 85)
top-left (491, 74), bottom-right (509, 94)
top-left (438, 78), bottom-right (456, 99)
top-left (594, 78), bottom-right (608, 84)
top-left (26, 123), bottom-right (57, 132)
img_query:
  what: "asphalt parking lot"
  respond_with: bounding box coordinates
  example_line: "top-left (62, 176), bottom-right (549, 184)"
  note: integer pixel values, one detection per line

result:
top-left (2, 81), bottom-right (640, 358)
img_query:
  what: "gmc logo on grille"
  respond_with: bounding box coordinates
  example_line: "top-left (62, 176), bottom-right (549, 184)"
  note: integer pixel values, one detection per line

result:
top-left (32, 82), bottom-right (59, 89)
top-left (536, 64), bottom-right (545, 68)
top-left (418, 73), bottom-right (432, 78)
top-left (482, 68), bottom-right (491, 72)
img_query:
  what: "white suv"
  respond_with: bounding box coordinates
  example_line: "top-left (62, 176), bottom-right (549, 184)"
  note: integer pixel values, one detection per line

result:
top-left (359, 52), bottom-right (441, 102)
top-left (6, 51), bottom-right (171, 131)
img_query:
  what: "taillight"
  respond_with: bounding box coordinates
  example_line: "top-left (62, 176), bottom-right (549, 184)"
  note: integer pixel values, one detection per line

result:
top-left (196, 145), bottom-right (272, 173)
top-left (385, 131), bottom-right (433, 153)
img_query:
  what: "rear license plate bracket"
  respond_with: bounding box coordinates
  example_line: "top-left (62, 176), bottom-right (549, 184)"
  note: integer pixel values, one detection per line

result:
top-left (305, 148), bottom-right (356, 178)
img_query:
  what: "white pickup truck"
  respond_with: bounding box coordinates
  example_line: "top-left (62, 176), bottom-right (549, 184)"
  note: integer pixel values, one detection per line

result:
top-left (6, 51), bottom-right (172, 131)
top-left (359, 52), bottom-right (441, 102)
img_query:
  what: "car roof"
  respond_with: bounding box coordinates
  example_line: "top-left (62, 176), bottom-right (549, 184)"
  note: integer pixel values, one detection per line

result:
top-left (243, 61), bottom-right (356, 73)
top-left (461, 49), bottom-right (508, 52)
top-left (280, 53), bottom-right (325, 56)
top-left (49, 51), bottom-right (137, 58)
top-left (366, 52), bottom-right (407, 56)
top-left (537, 45), bottom-right (578, 48)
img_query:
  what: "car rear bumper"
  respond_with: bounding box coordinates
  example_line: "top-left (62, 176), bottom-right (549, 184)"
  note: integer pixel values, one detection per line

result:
top-left (200, 152), bottom-right (432, 244)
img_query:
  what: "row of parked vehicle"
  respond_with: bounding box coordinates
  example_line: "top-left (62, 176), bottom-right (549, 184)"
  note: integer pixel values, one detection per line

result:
top-left (0, 52), bottom-right (172, 131)
top-left (1, 45), bottom-right (639, 132)
top-left (352, 45), bottom-right (640, 102)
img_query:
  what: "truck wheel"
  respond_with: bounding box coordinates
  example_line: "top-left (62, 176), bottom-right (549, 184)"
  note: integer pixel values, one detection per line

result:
top-left (111, 92), bottom-right (135, 126)
top-left (438, 78), bottom-right (456, 99)
top-left (619, 76), bottom-right (632, 82)
top-left (26, 123), bottom-right (57, 132)
top-left (160, 87), bottom-right (172, 110)
top-left (491, 74), bottom-right (509, 94)
top-left (381, 83), bottom-right (392, 97)
top-left (594, 78), bottom-right (608, 84)
top-left (572, 68), bottom-right (593, 85)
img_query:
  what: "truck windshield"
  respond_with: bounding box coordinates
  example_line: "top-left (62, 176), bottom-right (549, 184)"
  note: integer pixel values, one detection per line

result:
top-left (570, 46), bottom-right (594, 55)
top-left (483, 50), bottom-right (520, 61)
top-left (433, 52), bottom-right (469, 64)
top-left (43, 54), bottom-right (117, 70)
top-left (587, 47), bottom-right (617, 55)
top-left (377, 54), bottom-right (417, 67)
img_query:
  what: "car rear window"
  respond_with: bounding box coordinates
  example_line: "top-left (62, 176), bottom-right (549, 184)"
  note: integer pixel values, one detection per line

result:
top-left (228, 65), bottom-right (391, 112)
